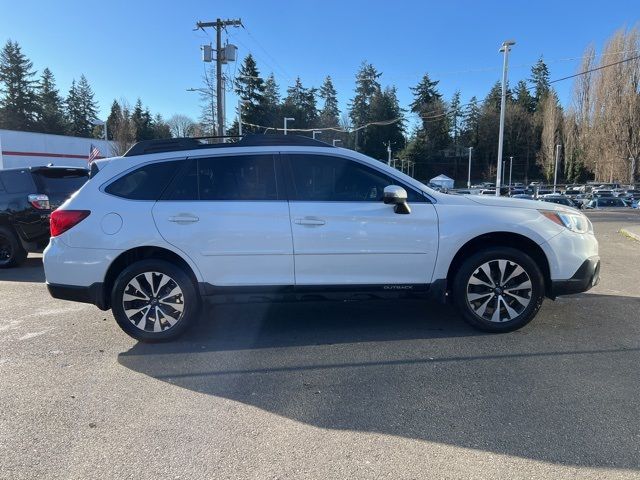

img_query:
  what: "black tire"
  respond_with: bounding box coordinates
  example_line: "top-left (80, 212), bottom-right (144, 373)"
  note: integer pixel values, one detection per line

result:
top-left (452, 247), bottom-right (545, 333)
top-left (0, 226), bottom-right (28, 269)
top-left (111, 259), bottom-right (200, 342)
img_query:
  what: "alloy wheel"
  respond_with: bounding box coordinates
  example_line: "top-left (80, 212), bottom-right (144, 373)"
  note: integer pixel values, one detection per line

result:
top-left (466, 259), bottom-right (532, 323)
top-left (122, 271), bottom-right (185, 332)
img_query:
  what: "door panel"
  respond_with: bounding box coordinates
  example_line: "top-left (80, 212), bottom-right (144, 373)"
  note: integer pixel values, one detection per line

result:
top-left (285, 154), bottom-right (438, 285)
top-left (152, 155), bottom-right (294, 286)
top-left (289, 201), bottom-right (438, 284)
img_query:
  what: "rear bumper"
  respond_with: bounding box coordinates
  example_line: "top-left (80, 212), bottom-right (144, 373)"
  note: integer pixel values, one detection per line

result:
top-left (47, 282), bottom-right (108, 310)
top-left (549, 256), bottom-right (600, 298)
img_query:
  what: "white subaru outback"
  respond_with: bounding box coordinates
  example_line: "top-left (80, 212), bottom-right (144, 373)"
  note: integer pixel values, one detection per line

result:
top-left (43, 135), bottom-right (600, 341)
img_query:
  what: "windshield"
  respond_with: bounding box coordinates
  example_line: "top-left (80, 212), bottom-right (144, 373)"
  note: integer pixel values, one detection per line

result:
top-left (32, 169), bottom-right (89, 196)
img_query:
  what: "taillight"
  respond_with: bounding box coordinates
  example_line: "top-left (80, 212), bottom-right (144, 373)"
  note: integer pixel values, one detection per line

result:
top-left (28, 194), bottom-right (50, 210)
top-left (50, 210), bottom-right (90, 237)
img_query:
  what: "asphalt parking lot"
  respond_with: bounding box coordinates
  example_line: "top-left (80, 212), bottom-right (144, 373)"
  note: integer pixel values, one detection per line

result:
top-left (1, 210), bottom-right (639, 480)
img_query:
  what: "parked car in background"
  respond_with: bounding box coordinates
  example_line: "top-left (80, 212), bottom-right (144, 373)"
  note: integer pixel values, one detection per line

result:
top-left (573, 194), bottom-right (592, 209)
top-left (511, 193), bottom-right (534, 200)
top-left (0, 165), bottom-right (89, 268)
top-left (538, 194), bottom-right (578, 209)
top-left (586, 197), bottom-right (630, 209)
top-left (564, 185), bottom-right (584, 196)
top-left (43, 135), bottom-right (599, 341)
top-left (592, 189), bottom-right (614, 197)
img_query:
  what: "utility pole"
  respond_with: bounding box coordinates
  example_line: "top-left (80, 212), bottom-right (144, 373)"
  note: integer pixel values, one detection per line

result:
top-left (467, 147), bottom-right (473, 188)
top-left (496, 40), bottom-right (515, 196)
top-left (509, 156), bottom-right (513, 187)
top-left (553, 144), bottom-right (561, 193)
top-left (384, 141), bottom-right (392, 165)
top-left (195, 18), bottom-right (242, 138)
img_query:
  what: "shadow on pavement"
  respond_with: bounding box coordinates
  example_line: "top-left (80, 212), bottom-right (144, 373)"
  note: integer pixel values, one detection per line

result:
top-left (0, 257), bottom-right (45, 283)
top-left (119, 294), bottom-right (640, 470)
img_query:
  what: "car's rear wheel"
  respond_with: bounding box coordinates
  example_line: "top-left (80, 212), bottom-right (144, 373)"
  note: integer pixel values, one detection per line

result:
top-left (452, 247), bottom-right (545, 332)
top-left (111, 259), bottom-right (199, 342)
top-left (0, 226), bottom-right (27, 269)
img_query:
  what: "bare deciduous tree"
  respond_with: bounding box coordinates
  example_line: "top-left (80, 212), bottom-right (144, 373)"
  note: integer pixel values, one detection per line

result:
top-left (168, 114), bottom-right (195, 138)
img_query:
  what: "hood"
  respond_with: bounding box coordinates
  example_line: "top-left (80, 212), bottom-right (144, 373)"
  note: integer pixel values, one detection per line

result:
top-left (467, 195), bottom-right (567, 211)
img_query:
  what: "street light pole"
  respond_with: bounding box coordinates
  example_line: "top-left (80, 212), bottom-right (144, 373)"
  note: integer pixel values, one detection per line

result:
top-left (553, 144), bottom-right (561, 193)
top-left (509, 156), bottom-right (513, 187)
top-left (496, 40), bottom-right (515, 196)
top-left (284, 117), bottom-right (294, 135)
top-left (467, 147), bottom-right (473, 188)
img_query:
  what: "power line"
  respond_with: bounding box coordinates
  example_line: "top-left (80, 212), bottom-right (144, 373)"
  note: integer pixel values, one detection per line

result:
top-left (240, 117), bottom-right (402, 134)
top-left (549, 54), bottom-right (640, 84)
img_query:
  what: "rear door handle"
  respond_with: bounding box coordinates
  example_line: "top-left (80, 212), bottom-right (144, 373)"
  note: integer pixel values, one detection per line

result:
top-left (294, 217), bottom-right (326, 226)
top-left (169, 215), bottom-right (199, 224)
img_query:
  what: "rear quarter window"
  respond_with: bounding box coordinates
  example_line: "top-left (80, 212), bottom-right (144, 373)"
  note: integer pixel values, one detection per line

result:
top-left (105, 160), bottom-right (182, 200)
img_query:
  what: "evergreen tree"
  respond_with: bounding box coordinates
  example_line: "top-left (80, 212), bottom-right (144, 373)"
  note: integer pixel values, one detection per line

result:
top-left (514, 79), bottom-right (535, 113)
top-left (36, 67), bottom-right (66, 134)
top-left (152, 113), bottom-right (171, 139)
top-left (484, 81), bottom-right (504, 110)
top-left (349, 62), bottom-right (382, 150)
top-left (366, 86), bottom-right (405, 160)
top-left (462, 95), bottom-right (480, 146)
top-left (260, 73), bottom-right (280, 129)
top-left (449, 90), bottom-right (462, 144)
top-left (0, 40), bottom-right (39, 131)
top-left (106, 100), bottom-right (123, 141)
top-left (530, 56), bottom-right (550, 108)
top-left (318, 76), bottom-right (339, 127)
top-left (409, 73), bottom-right (441, 116)
top-left (66, 75), bottom-right (98, 137)
top-left (131, 99), bottom-right (154, 140)
top-left (234, 54), bottom-right (266, 133)
top-left (282, 77), bottom-right (317, 130)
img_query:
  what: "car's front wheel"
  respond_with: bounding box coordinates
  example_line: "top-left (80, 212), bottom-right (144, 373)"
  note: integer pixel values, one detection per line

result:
top-left (452, 247), bottom-right (545, 332)
top-left (111, 259), bottom-right (199, 342)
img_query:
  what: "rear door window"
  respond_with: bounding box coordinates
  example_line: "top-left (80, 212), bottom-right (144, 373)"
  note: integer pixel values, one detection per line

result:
top-left (161, 155), bottom-right (279, 201)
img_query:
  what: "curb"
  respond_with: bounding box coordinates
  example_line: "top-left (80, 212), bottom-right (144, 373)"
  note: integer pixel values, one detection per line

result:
top-left (620, 228), bottom-right (640, 243)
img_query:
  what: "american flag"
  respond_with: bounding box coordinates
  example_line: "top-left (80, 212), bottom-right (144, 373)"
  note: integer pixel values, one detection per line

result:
top-left (88, 144), bottom-right (101, 163)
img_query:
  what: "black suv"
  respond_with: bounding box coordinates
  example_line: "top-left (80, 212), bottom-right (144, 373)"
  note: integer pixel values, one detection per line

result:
top-left (0, 165), bottom-right (88, 268)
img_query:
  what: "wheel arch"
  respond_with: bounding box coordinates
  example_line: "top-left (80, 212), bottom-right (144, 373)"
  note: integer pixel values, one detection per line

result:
top-left (445, 232), bottom-right (552, 298)
top-left (102, 246), bottom-right (200, 310)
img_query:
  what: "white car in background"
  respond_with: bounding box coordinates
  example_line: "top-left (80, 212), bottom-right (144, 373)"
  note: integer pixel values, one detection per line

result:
top-left (44, 135), bottom-right (600, 341)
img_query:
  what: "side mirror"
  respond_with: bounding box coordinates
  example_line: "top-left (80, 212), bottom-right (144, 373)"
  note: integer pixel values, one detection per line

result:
top-left (383, 185), bottom-right (411, 214)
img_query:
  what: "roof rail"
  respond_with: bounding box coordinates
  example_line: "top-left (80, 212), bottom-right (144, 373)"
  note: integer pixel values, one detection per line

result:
top-left (122, 134), bottom-right (335, 157)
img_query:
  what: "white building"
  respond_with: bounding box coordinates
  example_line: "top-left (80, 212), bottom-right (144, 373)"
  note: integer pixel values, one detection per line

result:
top-left (0, 129), bottom-right (115, 169)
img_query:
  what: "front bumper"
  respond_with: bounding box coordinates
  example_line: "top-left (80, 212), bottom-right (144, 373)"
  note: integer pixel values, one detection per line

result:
top-left (549, 256), bottom-right (600, 298)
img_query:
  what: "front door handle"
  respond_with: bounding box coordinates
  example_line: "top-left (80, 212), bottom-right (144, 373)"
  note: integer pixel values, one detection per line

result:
top-left (169, 214), bottom-right (199, 224)
top-left (294, 217), bottom-right (326, 226)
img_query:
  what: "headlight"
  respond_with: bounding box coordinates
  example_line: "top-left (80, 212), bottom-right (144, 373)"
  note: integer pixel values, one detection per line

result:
top-left (539, 209), bottom-right (592, 234)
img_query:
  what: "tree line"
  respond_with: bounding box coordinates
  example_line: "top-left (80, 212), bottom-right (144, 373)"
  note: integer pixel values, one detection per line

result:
top-left (0, 40), bottom-right (174, 155)
top-left (2, 25), bottom-right (638, 184)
